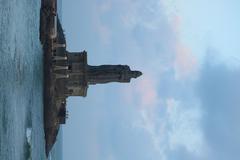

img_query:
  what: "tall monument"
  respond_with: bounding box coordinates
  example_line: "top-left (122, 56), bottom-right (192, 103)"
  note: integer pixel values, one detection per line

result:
top-left (57, 51), bottom-right (142, 97)
top-left (40, 0), bottom-right (142, 155)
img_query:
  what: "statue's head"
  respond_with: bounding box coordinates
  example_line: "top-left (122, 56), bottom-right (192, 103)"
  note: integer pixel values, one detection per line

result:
top-left (129, 71), bottom-right (142, 78)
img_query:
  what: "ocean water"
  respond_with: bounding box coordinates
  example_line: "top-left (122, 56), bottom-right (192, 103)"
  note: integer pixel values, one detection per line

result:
top-left (0, 0), bottom-right (62, 160)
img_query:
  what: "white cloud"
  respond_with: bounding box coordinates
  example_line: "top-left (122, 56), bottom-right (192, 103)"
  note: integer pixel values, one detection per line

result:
top-left (166, 99), bottom-right (204, 155)
top-left (132, 98), bottom-right (205, 160)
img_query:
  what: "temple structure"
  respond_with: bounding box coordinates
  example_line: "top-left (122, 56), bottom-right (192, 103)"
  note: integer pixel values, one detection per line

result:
top-left (40, 0), bottom-right (142, 156)
top-left (52, 50), bottom-right (142, 125)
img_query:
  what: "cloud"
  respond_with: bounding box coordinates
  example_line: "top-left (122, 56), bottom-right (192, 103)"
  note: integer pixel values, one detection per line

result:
top-left (166, 99), bottom-right (205, 154)
top-left (64, 1), bottom-right (240, 160)
top-left (119, 0), bottom-right (167, 30)
top-left (131, 97), bottom-right (205, 160)
top-left (132, 50), bottom-right (240, 160)
top-left (135, 75), bottom-right (159, 107)
top-left (64, 0), bottom-right (201, 160)
top-left (91, 1), bottom-right (112, 45)
top-left (174, 42), bottom-right (197, 80)
top-left (104, 0), bottom-right (202, 159)
top-left (197, 52), bottom-right (240, 160)
top-left (170, 15), bottom-right (198, 80)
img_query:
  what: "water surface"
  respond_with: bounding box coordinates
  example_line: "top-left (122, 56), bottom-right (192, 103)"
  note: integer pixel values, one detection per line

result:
top-left (0, 0), bottom-right (61, 159)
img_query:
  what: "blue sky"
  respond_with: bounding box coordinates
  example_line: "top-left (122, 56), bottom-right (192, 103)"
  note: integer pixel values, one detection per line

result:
top-left (61, 0), bottom-right (240, 159)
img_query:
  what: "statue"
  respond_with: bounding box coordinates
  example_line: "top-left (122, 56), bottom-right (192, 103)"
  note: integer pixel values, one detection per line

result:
top-left (65, 51), bottom-right (142, 97)
top-left (87, 65), bottom-right (142, 84)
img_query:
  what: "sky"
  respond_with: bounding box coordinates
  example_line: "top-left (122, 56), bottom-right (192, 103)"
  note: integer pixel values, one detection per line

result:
top-left (61, 0), bottom-right (240, 159)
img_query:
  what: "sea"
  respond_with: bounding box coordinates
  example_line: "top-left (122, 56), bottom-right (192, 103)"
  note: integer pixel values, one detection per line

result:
top-left (0, 0), bottom-right (63, 160)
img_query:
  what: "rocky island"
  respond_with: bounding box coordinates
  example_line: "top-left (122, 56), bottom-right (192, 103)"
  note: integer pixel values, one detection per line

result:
top-left (40, 0), bottom-right (142, 156)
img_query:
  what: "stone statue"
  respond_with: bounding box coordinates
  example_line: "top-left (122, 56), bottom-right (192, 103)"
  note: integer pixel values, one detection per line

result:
top-left (87, 65), bottom-right (142, 84)
top-left (62, 51), bottom-right (142, 96)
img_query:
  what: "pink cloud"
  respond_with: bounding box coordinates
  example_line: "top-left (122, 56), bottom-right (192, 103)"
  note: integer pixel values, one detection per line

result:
top-left (136, 75), bottom-right (159, 107)
top-left (123, 73), bottom-right (159, 110)
top-left (174, 42), bottom-right (197, 80)
top-left (171, 15), bottom-right (198, 80)
top-left (172, 15), bottom-right (181, 34)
